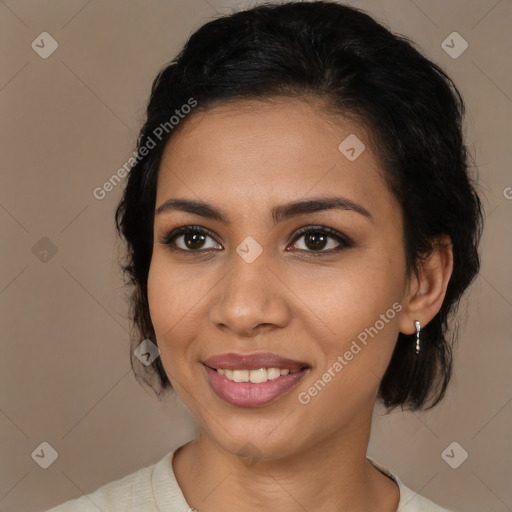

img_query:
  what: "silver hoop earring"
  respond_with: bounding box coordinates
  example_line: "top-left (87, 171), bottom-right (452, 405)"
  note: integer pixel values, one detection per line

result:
top-left (415, 320), bottom-right (421, 354)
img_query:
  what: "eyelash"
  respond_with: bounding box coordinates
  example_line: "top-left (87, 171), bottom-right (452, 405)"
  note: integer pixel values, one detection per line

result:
top-left (158, 225), bottom-right (354, 258)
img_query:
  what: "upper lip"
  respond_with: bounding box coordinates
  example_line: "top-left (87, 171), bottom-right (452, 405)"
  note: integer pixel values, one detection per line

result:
top-left (203, 352), bottom-right (309, 371)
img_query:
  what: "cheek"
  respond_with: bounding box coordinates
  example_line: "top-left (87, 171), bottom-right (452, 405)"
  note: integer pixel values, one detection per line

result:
top-left (147, 255), bottom-right (218, 368)
top-left (317, 251), bottom-right (404, 330)
top-left (147, 260), bottom-right (173, 333)
top-left (307, 248), bottom-right (406, 386)
top-left (147, 258), bottom-right (191, 361)
top-left (296, 277), bottom-right (403, 422)
top-left (147, 254), bottom-right (201, 331)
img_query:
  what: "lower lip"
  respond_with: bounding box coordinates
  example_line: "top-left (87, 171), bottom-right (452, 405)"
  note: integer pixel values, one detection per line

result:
top-left (204, 365), bottom-right (308, 407)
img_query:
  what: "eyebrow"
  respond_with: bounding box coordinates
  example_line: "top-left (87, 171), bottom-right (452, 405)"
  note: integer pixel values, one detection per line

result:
top-left (155, 196), bottom-right (372, 224)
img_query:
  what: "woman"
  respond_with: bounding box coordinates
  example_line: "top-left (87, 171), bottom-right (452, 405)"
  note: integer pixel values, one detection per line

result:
top-left (47, 1), bottom-right (482, 511)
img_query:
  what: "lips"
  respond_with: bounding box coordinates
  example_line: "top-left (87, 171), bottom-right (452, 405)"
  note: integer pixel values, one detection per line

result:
top-left (203, 352), bottom-right (309, 371)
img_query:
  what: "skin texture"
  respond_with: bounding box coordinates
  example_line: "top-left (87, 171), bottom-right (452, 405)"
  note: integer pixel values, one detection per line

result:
top-left (147, 97), bottom-right (453, 511)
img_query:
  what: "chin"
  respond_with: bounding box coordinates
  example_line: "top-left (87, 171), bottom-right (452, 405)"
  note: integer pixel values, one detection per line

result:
top-left (205, 419), bottom-right (307, 463)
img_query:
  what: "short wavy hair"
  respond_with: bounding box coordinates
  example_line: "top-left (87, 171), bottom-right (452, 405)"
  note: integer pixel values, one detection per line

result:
top-left (115, 1), bottom-right (483, 411)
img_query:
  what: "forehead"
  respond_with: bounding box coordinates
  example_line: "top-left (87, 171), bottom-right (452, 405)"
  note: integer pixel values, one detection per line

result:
top-left (155, 97), bottom-right (396, 222)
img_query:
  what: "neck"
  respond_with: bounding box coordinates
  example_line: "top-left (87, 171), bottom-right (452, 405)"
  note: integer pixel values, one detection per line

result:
top-left (172, 406), bottom-right (400, 512)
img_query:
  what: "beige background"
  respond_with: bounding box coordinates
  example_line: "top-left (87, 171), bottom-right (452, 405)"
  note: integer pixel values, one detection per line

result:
top-left (1, 1), bottom-right (511, 511)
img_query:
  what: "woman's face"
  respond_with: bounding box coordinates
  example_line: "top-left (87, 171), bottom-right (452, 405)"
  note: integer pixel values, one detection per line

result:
top-left (148, 97), bottom-right (410, 459)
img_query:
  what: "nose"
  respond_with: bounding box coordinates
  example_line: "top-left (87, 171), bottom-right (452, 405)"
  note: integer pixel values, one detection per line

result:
top-left (208, 247), bottom-right (292, 338)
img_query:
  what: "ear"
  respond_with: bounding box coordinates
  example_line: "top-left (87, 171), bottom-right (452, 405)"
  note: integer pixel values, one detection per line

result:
top-left (398, 234), bottom-right (454, 335)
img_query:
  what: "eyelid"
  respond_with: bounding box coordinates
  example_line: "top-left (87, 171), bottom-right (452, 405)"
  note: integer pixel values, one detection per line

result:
top-left (158, 225), bottom-right (221, 251)
top-left (288, 225), bottom-right (353, 249)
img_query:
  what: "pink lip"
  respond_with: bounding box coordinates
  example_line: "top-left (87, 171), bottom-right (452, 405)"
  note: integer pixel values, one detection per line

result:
top-left (203, 352), bottom-right (308, 371)
top-left (204, 365), bottom-right (309, 408)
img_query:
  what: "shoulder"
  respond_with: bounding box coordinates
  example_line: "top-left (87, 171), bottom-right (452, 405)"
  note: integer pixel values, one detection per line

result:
top-left (45, 453), bottom-right (169, 512)
top-left (366, 457), bottom-right (454, 512)
top-left (397, 482), bottom-right (454, 512)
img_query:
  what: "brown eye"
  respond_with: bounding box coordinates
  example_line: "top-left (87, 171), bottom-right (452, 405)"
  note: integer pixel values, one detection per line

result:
top-left (182, 232), bottom-right (208, 250)
top-left (302, 232), bottom-right (329, 251)
top-left (289, 226), bottom-right (354, 254)
top-left (159, 226), bottom-right (222, 253)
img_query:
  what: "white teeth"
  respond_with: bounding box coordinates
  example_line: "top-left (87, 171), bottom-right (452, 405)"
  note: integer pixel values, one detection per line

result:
top-left (233, 369), bottom-right (249, 382)
top-left (267, 367), bottom-right (281, 380)
top-left (215, 366), bottom-right (304, 383)
top-left (249, 368), bottom-right (267, 383)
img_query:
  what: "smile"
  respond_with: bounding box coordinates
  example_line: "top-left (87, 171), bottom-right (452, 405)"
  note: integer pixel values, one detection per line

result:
top-left (215, 367), bottom-right (301, 383)
top-left (203, 364), bottom-right (309, 407)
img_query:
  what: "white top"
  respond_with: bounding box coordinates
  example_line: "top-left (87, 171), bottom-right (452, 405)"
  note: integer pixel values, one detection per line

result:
top-left (46, 445), bottom-right (453, 511)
